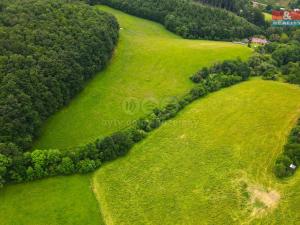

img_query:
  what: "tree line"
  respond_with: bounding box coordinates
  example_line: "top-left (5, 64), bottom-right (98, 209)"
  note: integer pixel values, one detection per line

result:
top-left (274, 119), bottom-right (300, 178)
top-left (253, 29), bottom-right (300, 83)
top-left (0, 58), bottom-right (250, 188)
top-left (0, 0), bottom-right (119, 154)
top-left (194, 0), bottom-right (266, 27)
top-left (90, 0), bottom-right (261, 40)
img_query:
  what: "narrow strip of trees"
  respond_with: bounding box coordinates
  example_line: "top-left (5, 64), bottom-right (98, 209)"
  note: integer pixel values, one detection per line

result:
top-left (194, 0), bottom-right (266, 27)
top-left (274, 119), bottom-right (300, 178)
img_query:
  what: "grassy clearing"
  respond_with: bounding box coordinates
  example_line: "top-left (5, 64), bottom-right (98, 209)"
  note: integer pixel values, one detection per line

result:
top-left (0, 175), bottom-right (104, 225)
top-left (94, 79), bottom-right (300, 225)
top-left (33, 5), bottom-right (252, 149)
top-left (264, 12), bottom-right (272, 21)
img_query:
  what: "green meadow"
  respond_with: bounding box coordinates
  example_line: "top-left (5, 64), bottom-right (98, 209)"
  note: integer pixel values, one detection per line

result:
top-left (33, 5), bottom-right (252, 149)
top-left (264, 12), bottom-right (273, 21)
top-left (0, 175), bottom-right (103, 225)
top-left (1, 5), bottom-right (300, 225)
top-left (0, 6), bottom-right (252, 225)
top-left (94, 79), bottom-right (300, 225)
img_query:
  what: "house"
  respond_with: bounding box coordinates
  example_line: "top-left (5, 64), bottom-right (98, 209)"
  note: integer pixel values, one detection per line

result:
top-left (290, 164), bottom-right (297, 170)
top-left (250, 37), bottom-right (268, 45)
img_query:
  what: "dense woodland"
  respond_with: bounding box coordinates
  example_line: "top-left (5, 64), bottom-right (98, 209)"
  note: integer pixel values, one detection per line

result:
top-left (0, 0), bottom-right (119, 154)
top-left (91, 0), bottom-right (261, 40)
top-left (195, 0), bottom-right (248, 12)
top-left (289, 0), bottom-right (300, 8)
top-left (194, 0), bottom-right (266, 27)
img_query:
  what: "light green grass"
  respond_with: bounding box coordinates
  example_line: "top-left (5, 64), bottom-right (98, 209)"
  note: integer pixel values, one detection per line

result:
top-left (33, 5), bottom-right (252, 149)
top-left (0, 175), bottom-right (104, 225)
top-left (264, 12), bottom-right (272, 21)
top-left (94, 79), bottom-right (300, 225)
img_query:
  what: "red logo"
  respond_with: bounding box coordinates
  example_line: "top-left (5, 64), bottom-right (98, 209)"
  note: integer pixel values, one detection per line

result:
top-left (272, 10), bottom-right (300, 20)
top-left (272, 10), bottom-right (300, 26)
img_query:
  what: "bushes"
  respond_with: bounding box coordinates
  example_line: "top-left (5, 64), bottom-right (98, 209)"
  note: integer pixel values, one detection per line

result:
top-left (281, 62), bottom-right (300, 85)
top-left (58, 157), bottom-right (75, 175)
top-left (192, 44), bottom-right (299, 84)
top-left (77, 160), bottom-right (97, 174)
top-left (91, 0), bottom-right (261, 40)
top-left (0, 154), bottom-right (11, 188)
top-left (274, 120), bottom-right (300, 178)
top-left (0, 0), bottom-right (119, 152)
top-left (271, 44), bottom-right (300, 66)
top-left (191, 59), bottom-right (250, 83)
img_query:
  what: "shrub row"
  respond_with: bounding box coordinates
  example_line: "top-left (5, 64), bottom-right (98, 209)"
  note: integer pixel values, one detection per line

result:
top-left (89, 0), bottom-right (261, 40)
top-left (274, 119), bottom-right (300, 178)
top-left (190, 59), bottom-right (250, 83)
top-left (0, 59), bottom-right (249, 188)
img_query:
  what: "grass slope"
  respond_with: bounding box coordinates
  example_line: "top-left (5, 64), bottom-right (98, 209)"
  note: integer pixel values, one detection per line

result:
top-left (0, 175), bottom-right (104, 225)
top-left (94, 79), bottom-right (300, 225)
top-left (264, 12), bottom-right (272, 21)
top-left (33, 5), bottom-right (252, 149)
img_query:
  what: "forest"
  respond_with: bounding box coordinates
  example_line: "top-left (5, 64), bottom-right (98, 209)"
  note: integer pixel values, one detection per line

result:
top-left (0, 0), bottom-right (119, 154)
top-left (195, 0), bottom-right (266, 27)
top-left (90, 0), bottom-right (262, 40)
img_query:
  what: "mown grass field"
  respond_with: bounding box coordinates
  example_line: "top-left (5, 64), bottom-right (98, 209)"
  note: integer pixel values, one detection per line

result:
top-left (0, 175), bottom-right (103, 225)
top-left (33, 5), bottom-right (252, 149)
top-left (94, 79), bottom-right (300, 225)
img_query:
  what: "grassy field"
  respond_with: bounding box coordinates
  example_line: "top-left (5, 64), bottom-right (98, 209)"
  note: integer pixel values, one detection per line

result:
top-left (33, 5), bottom-right (252, 150)
top-left (0, 175), bottom-right (103, 225)
top-left (264, 12), bottom-right (272, 21)
top-left (0, 6), bottom-right (253, 225)
top-left (0, 7), bottom-right (251, 225)
top-left (94, 79), bottom-right (300, 225)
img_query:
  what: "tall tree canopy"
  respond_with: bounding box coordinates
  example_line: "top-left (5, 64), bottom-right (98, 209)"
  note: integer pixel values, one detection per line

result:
top-left (92, 0), bottom-right (261, 40)
top-left (194, 0), bottom-right (266, 27)
top-left (0, 0), bottom-right (119, 153)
